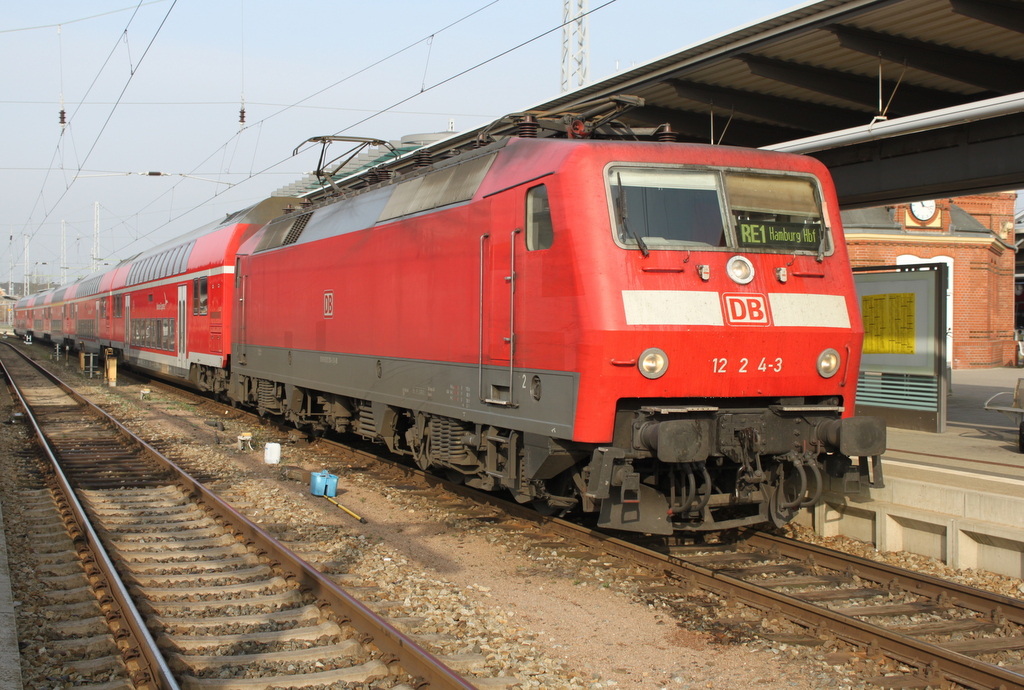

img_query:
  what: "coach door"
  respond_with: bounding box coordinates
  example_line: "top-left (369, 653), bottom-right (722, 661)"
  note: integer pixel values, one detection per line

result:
top-left (177, 284), bottom-right (188, 371)
top-left (124, 296), bottom-right (132, 359)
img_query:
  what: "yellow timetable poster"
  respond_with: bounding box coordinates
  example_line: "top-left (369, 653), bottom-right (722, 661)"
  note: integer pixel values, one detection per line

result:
top-left (861, 293), bottom-right (916, 354)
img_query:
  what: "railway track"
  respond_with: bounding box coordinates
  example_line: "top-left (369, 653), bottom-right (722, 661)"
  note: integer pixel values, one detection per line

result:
top-left (0, 343), bottom-right (480, 690)
top-left (3, 441), bottom-right (143, 689)
top-left (320, 452), bottom-right (1024, 689)
top-left (144, 376), bottom-right (1024, 688)
top-left (10, 342), bottom-right (1024, 689)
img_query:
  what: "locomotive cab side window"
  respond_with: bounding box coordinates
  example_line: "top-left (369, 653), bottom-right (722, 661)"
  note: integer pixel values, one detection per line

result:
top-left (525, 184), bottom-right (553, 251)
top-left (609, 168), bottom-right (727, 249)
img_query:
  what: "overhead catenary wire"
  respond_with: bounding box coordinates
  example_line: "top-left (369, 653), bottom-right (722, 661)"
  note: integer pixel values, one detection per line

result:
top-left (13, 0), bottom-right (508, 261)
top-left (322, 0), bottom-right (620, 142)
top-left (99, 0), bottom-right (514, 256)
top-left (0, 1), bottom-right (170, 34)
top-left (10, 0), bottom-right (621, 283)
top-left (58, 25), bottom-right (66, 128)
top-left (0, 100), bottom-right (499, 118)
top-left (121, 0), bottom-right (621, 258)
top-left (238, 0), bottom-right (245, 126)
top-left (14, 0), bottom-right (178, 274)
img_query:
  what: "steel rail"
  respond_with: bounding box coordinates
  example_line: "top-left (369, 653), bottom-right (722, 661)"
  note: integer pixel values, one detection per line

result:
top-left (0, 344), bottom-right (179, 690)
top-left (406, 472), bottom-right (1024, 690)
top-left (98, 361), bottom-right (1024, 689)
top-left (3, 345), bottom-right (478, 690)
top-left (745, 531), bottom-right (1024, 626)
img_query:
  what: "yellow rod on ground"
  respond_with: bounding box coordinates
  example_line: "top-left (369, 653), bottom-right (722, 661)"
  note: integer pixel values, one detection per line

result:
top-left (325, 495), bottom-right (367, 523)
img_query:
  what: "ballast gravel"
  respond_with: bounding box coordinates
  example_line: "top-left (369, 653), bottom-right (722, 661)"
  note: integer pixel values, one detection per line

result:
top-left (2, 348), bottom-right (1022, 689)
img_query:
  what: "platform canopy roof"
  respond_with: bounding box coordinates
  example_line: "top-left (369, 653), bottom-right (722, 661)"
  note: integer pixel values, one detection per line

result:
top-left (304, 0), bottom-right (1024, 208)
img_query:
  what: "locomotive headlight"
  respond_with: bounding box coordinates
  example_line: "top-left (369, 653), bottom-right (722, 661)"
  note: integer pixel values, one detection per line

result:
top-left (639, 348), bottom-right (669, 379)
top-left (727, 255), bottom-right (755, 284)
top-left (817, 348), bottom-right (841, 378)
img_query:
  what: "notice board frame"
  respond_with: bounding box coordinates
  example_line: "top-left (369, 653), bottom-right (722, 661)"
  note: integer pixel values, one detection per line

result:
top-left (852, 263), bottom-right (948, 433)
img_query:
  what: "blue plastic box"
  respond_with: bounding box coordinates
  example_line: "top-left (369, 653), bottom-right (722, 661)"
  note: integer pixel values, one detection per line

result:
top-left (310, 470), bottom-right (338, 497)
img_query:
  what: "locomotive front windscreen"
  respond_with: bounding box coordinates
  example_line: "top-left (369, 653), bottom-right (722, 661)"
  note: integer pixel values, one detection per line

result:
top-left (608, 166), bottom-right (828, 255)
top-left (610, 169), bottom-right (727, 249)
top-left (726, 174), bottom-right (826, 253)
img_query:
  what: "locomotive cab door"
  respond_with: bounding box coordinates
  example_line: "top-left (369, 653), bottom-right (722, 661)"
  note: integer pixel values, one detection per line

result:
top-left (234, 256), bottom-right (248, 365)
top-left (479, 195), bottom-right (520, 407)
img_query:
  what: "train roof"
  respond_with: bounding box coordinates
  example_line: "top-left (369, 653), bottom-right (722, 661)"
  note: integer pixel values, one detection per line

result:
top-left (118, 197), bottom-right (297, 266)
top-left (15, 197), bottom-right (297, 307)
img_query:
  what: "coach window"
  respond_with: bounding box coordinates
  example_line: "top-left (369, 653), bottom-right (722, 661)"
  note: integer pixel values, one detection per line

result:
top-left (114, 295), bottom-right (122, 318)
top-left (198, 276), bottom-right (208, 315)
top-left (525, 185), bottom-right (553, 251)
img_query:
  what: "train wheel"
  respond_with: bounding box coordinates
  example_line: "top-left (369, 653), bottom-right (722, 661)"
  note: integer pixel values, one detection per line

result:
top-left (413, 435), bottom-right (432, 471)
top-left (767, 487), bottom-right (796, 528)
top-left (767, 464), bottom-right (801, 528)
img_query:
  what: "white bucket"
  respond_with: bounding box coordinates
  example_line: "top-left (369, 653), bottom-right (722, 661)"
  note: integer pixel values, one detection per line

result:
top-left (264, 442), bottom-right (281, 464)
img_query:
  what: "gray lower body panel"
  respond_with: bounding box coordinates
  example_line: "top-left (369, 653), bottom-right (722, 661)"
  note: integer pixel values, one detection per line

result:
top-left (236, 346), bottom-right (579, 439)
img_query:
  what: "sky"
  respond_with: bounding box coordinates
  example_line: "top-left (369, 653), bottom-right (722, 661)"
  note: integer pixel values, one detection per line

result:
top-left (8, 0), bottom-right (1005, 294)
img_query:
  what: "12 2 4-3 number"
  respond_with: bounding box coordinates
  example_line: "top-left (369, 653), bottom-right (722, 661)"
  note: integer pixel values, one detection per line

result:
top-left (712, 357), bottom-right (782, 373)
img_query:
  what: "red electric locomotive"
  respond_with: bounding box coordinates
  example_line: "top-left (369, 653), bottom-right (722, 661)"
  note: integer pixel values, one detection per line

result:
top-left (14, 133), bottom-right (884, 534)
top-left (231, 136), bottom-right (885, 534)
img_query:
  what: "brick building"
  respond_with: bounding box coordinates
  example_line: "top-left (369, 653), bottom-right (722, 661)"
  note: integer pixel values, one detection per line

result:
top-left (841, 192), bottom-right (1017, 369)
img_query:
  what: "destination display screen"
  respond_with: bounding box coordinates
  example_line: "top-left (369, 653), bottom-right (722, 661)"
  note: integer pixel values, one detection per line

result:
top-left (736, 221), bottom-right (823, 251)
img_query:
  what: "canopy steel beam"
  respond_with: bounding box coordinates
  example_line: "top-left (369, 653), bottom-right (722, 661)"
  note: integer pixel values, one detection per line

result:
top-left (949, 0), bottom-right (1024, 33)
top-left (624, 104), bottom-right (813, 147)
top-left (814, 113), bottom-right (1024, 207)
top-left (829, 24), bottom-right (1024, 93)
top-left (738, 54), bottom-right (982, 114)
top-left (668, 79), bottom-right (871, 132)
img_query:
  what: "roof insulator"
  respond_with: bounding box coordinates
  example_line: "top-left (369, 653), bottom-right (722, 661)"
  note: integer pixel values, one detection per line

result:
top-left (518, 115), bottom-right (539, 138)
top-left (656, 124), bottom-right (679, 142)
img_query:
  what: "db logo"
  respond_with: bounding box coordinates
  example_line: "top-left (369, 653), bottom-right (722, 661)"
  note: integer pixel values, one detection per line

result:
top-left (723, 293), bottom-right (771, 325)
top-left (323, 290), bottom-right (335, 319)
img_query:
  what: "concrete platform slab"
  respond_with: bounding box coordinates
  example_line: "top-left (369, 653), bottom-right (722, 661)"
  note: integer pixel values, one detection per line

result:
top-left (0, 374), bottom-right (23, 689)
top-left (0, 483), bottom-right (24, 690)
top-left (805, 366), bottom-right (1024, 578)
